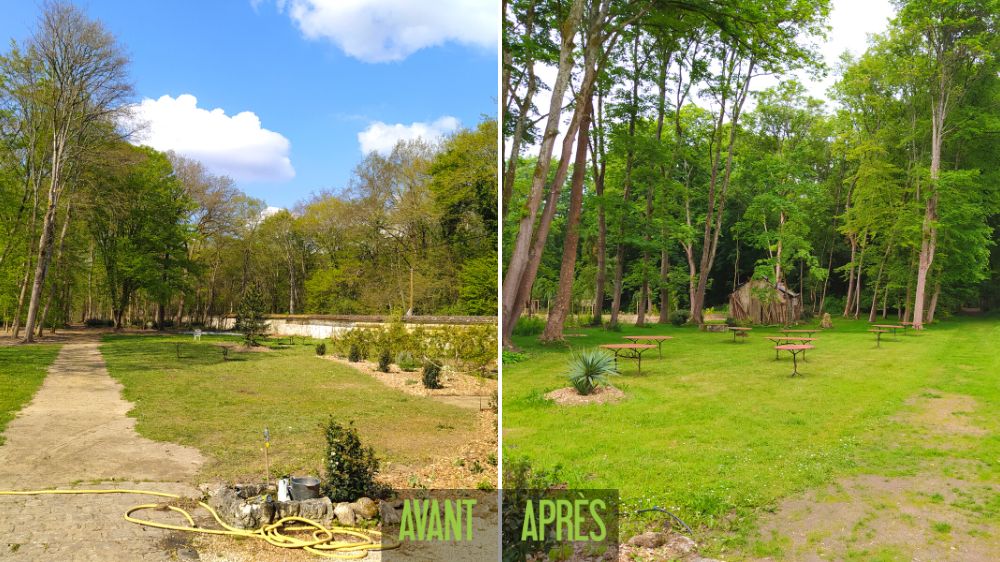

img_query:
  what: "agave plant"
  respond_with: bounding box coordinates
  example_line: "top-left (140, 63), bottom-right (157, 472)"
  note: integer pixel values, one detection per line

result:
top-left (567, 349), bottom-right (618, 396)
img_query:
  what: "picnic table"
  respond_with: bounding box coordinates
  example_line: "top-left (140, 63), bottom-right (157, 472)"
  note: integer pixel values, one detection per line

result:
top-left (872, 324), bottom-right (904, 339)
top-left (774, 344), bottom-right (814, 377)
top-left (622, 335), bottom-right (673, 358)
top-left (599, 343), bottom-right (657, 374)
top-left (728, 326), bottom-right (751, 342)
top-left (869, 328), bottom-right (889, 347)
top-left (766, 336), bottom-right (817, 359)
top-left (780, 329), bottom-right (817, 337)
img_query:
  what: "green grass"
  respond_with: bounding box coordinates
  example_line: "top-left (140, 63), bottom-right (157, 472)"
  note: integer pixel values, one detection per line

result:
top-left (502, 316), bottom-right (1000, 555)
top-left (100, 334), bottom-right (479, 481)
top-left (0, 344), bottom-right (62, 445)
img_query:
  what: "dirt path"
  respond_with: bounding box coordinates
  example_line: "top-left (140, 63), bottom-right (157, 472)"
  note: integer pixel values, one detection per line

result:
top-left (0, 338), bottom-right (205, 561)
top-left (752, 391), bottom-right (1000, 561)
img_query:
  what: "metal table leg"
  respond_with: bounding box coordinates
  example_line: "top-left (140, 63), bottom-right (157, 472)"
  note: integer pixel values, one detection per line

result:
top-left (790, 350), bottom-right (802, 377)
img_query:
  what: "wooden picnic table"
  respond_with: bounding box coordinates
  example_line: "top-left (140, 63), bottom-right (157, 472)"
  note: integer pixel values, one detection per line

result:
top-left (728, 326), bottom-right (751, 342)
top-left (872, 324), bottom-right (904, 339)
top-left (622, 335), bottom-right (673, 358)
top-left (774, 344), bottom-right (814, 377)
top-left (869, 328), bottom-right (889, 347)
top-left (780, 329), bottom-right (817, 337)
top-left (766, 336), bottom-right (817, 359)
top-left (599, 343), bottom-right (657, 374)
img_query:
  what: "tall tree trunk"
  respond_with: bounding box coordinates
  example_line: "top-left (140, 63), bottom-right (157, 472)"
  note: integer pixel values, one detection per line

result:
top-left (690, 54), bottom-right (755, 325)
top-left (912, 94), bottom-right (945, 330)
top-left (610, 33), bottom-right (644, 327)
top-left (590, 96), bottom-right (607, 327)
top-left (843, 235), bottom-right (857, 317)
top-left (542, 100), bottom-right (592, 341)
top-left (852, 243), bottom-right (865, 319)
top-left (659, 249), bottom-right (670, 323)
top-left (37, 203), bottom-right (73, 337)
top-left (505, 105), bottom-right (583, 346)
top-left (23, 139), bottom-right (68, 343)
top-left (502, 2), bottom-right (538, 220)
top-left (926, 281), bottom-right (941, 323)
top-left (868, 242), bottom-right (892, 323)
top-left (501, 0), bottom-right (585, 348)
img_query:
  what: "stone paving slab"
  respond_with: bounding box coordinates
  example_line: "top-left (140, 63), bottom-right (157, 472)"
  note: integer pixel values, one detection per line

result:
top-left (0, 482), bottom-right (202, 561)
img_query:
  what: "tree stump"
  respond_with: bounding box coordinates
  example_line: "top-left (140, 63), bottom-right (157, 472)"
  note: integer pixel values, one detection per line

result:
top-left (820, 312), bottom-right (833, 329)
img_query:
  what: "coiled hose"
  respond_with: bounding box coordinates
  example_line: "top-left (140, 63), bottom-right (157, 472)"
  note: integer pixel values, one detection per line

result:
top-left (0, 488), bottom-right (399, 559)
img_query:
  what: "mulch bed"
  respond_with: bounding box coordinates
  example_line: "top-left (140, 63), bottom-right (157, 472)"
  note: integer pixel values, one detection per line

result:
top-left (545, 385), bottom-right (625, 405)
top-left (320, 355), bottom-right (496, 397)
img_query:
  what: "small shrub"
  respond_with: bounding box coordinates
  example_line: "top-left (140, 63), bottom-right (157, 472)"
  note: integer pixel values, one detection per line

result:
top-left (669, 309), bottom-right (690, 326)
top-left (422, 361), bottom-right (442, 389)
top-left (396, 352), bottom-right (419, 372)
top-left (322, 418), bottom-right (390, 503)
top-left (801, 309), bottom-right (814, 322)
top-left (502, 457), bottom-right (564, 562)
top-left (377, 349), bottom-right (391, 372)
top-left (84, 318), bottom-right (114, 327)
top-left (512, 316), bottom-right (544, 336)
top-left (315, 343), bottom-right (326, 356)
top-left (501, 350), bottom-right (527, 364)
top-left (348, 344), bottom-right (361, 363)
top-left (604, 321), bottom-right (622, 332)
top-left (724, 316), bottom-right (737, 327)
top-left (567, 349), bottom-right (618, 396)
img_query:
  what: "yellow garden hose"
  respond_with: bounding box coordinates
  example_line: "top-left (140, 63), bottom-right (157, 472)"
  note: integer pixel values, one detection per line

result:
top-left (0, 488), bottom-right (399, 559)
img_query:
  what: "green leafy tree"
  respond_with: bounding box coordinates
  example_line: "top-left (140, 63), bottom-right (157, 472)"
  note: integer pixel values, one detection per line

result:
top-left (235, 284), bottom-right (269, 346)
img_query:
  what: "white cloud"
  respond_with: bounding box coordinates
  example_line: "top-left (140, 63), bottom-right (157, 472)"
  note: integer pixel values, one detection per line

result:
top-left (131, 94), bottom-right (295, 183)
top-left (262, 206), bottom-right (285, 218)
top-left (271, 0), bottom-right (497, 62)
top-left (358, 116), bottom-right (460, 155)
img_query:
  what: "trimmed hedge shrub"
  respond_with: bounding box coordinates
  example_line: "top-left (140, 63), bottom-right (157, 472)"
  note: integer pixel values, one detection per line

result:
top-left (348, 344), bottom-right (361, 363)
top-left (422, 361), bottom-right (442, 389)
top-left (377, 349), bottom-right (391, 373)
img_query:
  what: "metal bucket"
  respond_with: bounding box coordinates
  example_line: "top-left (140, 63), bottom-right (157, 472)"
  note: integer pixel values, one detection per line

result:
top-left (289, 476), bottom-right (321, 500)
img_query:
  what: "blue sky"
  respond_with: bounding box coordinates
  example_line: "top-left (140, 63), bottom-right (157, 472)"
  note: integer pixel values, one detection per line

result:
top-left (0, 0), bottom-right (498, 209)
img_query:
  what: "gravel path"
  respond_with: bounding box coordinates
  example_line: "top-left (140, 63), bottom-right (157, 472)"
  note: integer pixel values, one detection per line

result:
top-left (0, 338), bottom-right (205, 561)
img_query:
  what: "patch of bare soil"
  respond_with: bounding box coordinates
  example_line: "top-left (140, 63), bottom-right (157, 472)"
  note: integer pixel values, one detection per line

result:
top-left (321, 355), bottom-right (497, 398)
top-left (751, 391), bottom-right (1000, 561)
top-left (896, 392), bottom-right (987, 437)
top-left (545, 385), bottom-right (625, 405)
top-left (215, 342), bottom-right (273, 353)
top-left (381, 409), bottom-right (498, 490)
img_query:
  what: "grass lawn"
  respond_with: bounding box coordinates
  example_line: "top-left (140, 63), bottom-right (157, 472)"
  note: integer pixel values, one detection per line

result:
top-left (0, 344), bottom-right (62, 445)
top-left (502, 315), bottom-right (1000, 557)
top-left (100, 334), bottom-right (480, 482)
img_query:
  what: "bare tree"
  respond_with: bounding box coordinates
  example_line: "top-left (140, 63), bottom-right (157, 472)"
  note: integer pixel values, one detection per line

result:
top-left (13, 2), bottom-right (133, 342)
